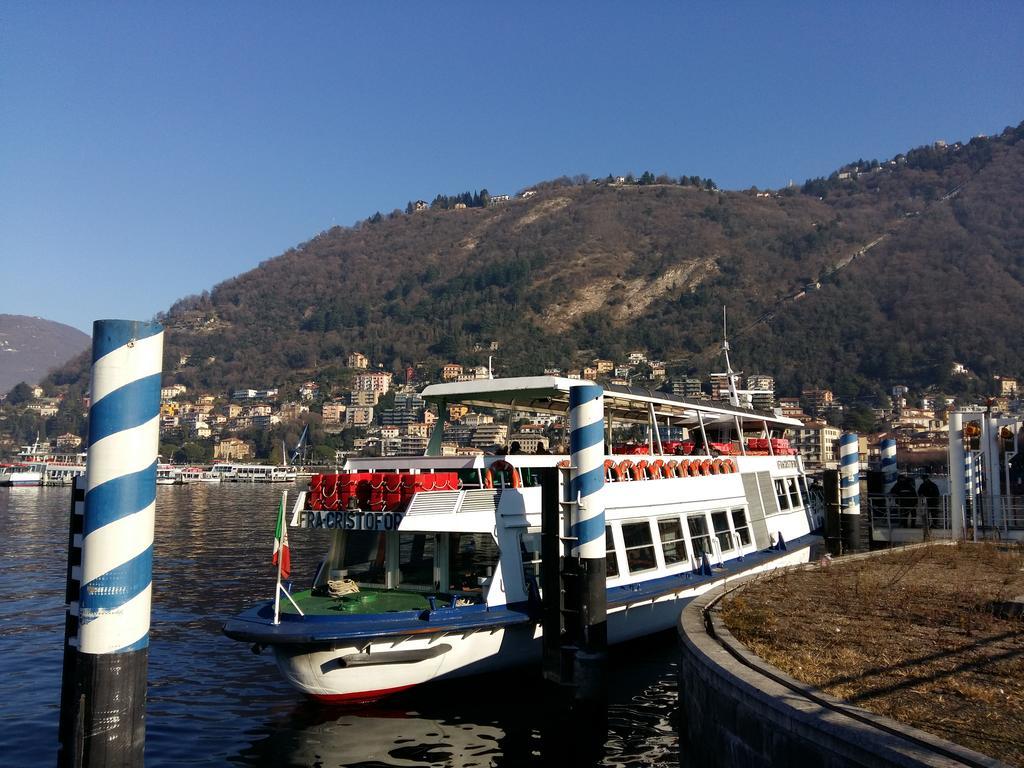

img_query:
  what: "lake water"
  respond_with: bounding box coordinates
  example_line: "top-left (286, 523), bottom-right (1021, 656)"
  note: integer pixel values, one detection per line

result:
top-left (0, 484), bottom-right (681, 767)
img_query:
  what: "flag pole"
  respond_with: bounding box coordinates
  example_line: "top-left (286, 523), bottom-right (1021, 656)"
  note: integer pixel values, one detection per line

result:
top-left (273, 489), bottom-right (287, 625)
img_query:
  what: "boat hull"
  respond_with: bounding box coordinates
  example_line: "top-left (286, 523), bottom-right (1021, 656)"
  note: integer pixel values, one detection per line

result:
top-left (273, 625), bottom-right (537, 702)
top-left (268, 543), bottom-right (816, 701)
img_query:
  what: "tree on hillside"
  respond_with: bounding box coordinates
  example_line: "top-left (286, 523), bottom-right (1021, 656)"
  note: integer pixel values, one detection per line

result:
top-left (6, 382), bottom-right (34, 405)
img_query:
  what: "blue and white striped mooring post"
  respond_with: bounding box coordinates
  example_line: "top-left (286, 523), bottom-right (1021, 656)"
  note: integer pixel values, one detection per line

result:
top-left (59, 320), bottom-right (163, 768)
top-left (965, 450), bottom-right (982, 541)
top-left (838, 432), bottom-right (861, 553)
top-left (880, 438), bottom-right (897, 493)
top-left (568, 383), bottom-right (607, 699)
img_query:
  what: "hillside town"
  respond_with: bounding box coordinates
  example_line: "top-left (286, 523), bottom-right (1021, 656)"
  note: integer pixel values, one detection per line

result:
top-left (3, 346), bottom-right (1018, 474)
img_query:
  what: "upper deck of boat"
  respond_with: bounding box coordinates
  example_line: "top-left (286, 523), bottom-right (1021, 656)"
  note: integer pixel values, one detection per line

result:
top-left (334, 376), bottom-right (805, 474)
top-left (420, 376), bottom-right (801, 429)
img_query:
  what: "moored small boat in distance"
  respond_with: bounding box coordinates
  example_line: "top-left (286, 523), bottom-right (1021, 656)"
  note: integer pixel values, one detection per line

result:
top-left (224, 376), bottom-right (821, 703)
top-left (156, 464), bottom-right (181, 485)
top-left (0, 463), bottom-right (45, 487)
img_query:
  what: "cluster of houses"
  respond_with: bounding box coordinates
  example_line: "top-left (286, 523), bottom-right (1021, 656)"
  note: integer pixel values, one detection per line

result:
top-left (3, 347), bottom-right (1022, 473)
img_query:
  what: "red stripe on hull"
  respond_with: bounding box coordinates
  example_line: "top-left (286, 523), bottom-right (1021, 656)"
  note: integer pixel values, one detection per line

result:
top-left (310, 684), bottom-right (415, 704)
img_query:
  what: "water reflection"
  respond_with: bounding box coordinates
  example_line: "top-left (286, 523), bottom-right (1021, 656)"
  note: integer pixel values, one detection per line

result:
top-left (227, 651), bottom-right (676, 768)
top-left (0, 485), bottom-right (679, 767)
top-left (235, 704), bottom-right (505, 768)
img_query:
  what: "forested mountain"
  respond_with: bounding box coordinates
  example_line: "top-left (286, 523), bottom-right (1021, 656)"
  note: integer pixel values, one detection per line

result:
top-left (53, 121), bottom-right (1024, 402)
top-left (0, 316), bottom-right (89, 395)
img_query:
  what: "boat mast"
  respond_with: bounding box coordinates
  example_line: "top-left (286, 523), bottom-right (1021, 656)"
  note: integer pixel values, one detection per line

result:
top-left (721, 307), bottom-right (741, 408)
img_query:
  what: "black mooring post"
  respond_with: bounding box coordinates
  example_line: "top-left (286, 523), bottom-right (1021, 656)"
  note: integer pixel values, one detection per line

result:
top-left (823, 469), bottom-right (842, 556)
top-left (539, 467), bottom-right (566, 684)
top-left (539, 463), bottom-right (608, 703)
top-left (58, 477), bottom-right (86, 768)
top-left (865, 470), bottom-right (885, 550)
top-left (572, 551), bottom-right (608, 703)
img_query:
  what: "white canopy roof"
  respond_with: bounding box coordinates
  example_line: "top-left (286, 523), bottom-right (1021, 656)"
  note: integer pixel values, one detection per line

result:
top-left (420, 376), bottom-right (801, 429)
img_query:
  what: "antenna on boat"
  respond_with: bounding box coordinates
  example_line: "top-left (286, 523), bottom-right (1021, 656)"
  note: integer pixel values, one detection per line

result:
top-left (721, 307), bottom-right (741, 407)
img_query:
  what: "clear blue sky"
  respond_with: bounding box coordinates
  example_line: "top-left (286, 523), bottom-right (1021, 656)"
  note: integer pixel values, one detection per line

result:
top-left (3, 2), bottom-right (1022, 334)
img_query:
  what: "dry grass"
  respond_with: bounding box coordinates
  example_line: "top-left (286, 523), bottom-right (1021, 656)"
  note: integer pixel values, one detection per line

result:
top-left (721, 543), bottom-right (1024, 766)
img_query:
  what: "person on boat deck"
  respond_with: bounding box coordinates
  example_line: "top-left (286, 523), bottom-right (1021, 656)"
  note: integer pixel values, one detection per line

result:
top-left (892, 474), bottom-right (919, 527)
top-left (689, 429), bottom-right (707, 455)
top-left (917, 474), bottom-right (941, 528)
top-left (534, 443), bottom-right (549, 454)
top-left (508, 441), bottom-right (522, 454)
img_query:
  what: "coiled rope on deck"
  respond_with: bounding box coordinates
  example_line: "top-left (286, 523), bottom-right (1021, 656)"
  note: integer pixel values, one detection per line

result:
top-left (327, 578), bottom-right (360, 597)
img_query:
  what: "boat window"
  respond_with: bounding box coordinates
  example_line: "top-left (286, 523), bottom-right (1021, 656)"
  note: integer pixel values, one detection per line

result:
top-left (774, 479), bottom-right (791, 511)
top-left (448, 532), bottom-right (499, 592)
top-left (457, 468), bottom-right (483, 489)
top-left (798, 475), bottom-right (810, 504)
top-left (333, 531), bottom-right (387, 587)
top-left (711, 511), bottom-right (734, 552)
top-left (397, 533), bottom-right (436, 590)
top-left (687, 515), bottom-right (713, 560)
top-left (731, 508), bottom-right (752, 546)
top-left (787, 478), bottom-right (802, 508)
top-left (622, 521), bottom-right (657, 574)
top-left (606, 525), bottom-right (619, 578)
top-left (520, 531), bottom-right (543, 589)
top-left (657, 517), bottom-right (687, 566)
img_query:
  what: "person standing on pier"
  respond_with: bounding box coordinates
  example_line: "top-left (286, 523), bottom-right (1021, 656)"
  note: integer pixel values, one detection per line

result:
top-left (917, 474), bottom-right (941, 529)
top-left (892, 474), bottom-right (919, 527)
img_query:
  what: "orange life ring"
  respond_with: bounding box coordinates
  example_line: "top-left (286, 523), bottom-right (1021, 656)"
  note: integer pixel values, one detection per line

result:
top-left (697, 459), bottom-right (711, 476)
top-left (557, 459), bottom-right (571, 469)
top-left (664, 460), bottom-right (679, 478)
top-left (650, 459), bottom-right (665, 479)
top-left (634, 460), bottom-right (651, 481)
top-left (604, 459), bottom-right (623, 481)
top-left (484, 460), bottom-right (521, 489)
top-left (617, 459), bottom-right (634, 480)
top-left (726, 459), bottom-right (737, 473)
top-left (711, 459), bottom-right (723, 475)
top-left (684, 460), bottom-right (699, 477)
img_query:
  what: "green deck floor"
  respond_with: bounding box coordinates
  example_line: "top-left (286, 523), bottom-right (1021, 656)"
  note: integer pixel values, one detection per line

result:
top-left (281, 588), bottom-right (433, 615)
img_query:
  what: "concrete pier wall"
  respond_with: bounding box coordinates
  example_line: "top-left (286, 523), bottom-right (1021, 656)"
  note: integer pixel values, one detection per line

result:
top-left (677, 555), bottom-right (1008, 768)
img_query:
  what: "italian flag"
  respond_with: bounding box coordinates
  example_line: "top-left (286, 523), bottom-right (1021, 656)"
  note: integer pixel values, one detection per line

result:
top-left (272, 496), bottom-right (291, 579)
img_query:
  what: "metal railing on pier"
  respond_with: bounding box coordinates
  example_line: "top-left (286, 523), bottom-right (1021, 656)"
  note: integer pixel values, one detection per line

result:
top-left (865, 492), bottom-right (1024, 540)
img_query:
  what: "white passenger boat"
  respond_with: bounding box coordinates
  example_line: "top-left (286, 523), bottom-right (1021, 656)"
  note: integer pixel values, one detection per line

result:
top-left (178, 467), bottom-right (222, 484)
top-left (0, 463), bottom-right (45, 487)
top-left (224, 377), bottom-right (820, 702)
top-left (228, 464), bottom-right (297, 483)
top-left (7, 439), bottom-right (87, 486)
top-left (156, 464), bottom-right (181, 485)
